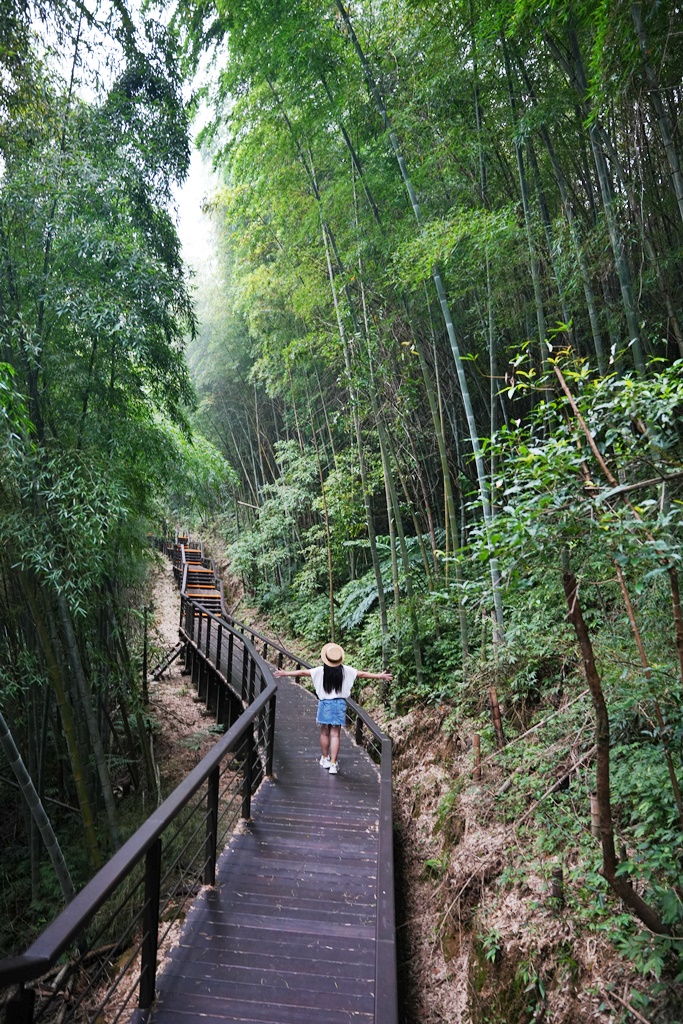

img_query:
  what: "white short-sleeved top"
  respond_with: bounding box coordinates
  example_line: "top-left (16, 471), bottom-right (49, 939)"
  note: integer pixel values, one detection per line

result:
top-left (310, 665), bottom-right (358, 700)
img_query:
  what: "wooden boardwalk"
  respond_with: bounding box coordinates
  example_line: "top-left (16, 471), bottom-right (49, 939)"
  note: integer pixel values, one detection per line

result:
top-left (150, 673), bottom-right (381, 1024)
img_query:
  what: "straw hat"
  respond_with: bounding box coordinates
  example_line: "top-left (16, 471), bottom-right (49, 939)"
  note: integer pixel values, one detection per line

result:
top-left (321, 642), bottom-right (345, 667)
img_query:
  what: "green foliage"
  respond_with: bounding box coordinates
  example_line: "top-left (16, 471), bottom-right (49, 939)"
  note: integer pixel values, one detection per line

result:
top-left (336, 533), bottom-right (438, 632)
top-left (162, 421), bottom-right (237, 525)
top-left (480, 927), bottom-right (502, 964)
top-left (392, 206), bottom-right (522, 292)
top-left (267, 589), bottom-right (332, 646)
top-left (337, 572), bottom-right (387, 631)
top-left (424, 854), bottom-right (449, 880)
top-left (0, 363), bottom-right (33, 443)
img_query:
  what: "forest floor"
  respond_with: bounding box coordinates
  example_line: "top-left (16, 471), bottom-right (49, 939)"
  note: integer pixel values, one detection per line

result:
top-left (147, 549), bottom-right (657, 1024)
top-left (146, 554), bottom-right (218, 791)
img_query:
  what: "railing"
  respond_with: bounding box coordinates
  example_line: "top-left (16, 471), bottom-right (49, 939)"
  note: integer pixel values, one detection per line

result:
top-left (220, 609), bottom-right (397, 1024)
top-left (0, 608), bottom-right (277, 1024)
top-left (0, 547), bottom-right (397, 1024)
top-left (178, 597), bottom-right (276, 774)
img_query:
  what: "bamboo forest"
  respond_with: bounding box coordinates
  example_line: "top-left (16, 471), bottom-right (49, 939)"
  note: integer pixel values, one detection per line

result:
top-left (1, 0), bottom-right (683, 1020)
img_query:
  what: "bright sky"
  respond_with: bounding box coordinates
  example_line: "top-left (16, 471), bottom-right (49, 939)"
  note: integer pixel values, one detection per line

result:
top-left (174, 143), bottom-right (218, 277)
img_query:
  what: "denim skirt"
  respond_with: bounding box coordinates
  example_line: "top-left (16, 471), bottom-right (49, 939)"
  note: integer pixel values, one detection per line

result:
top-left (316, 698), bottom-right (347, 726)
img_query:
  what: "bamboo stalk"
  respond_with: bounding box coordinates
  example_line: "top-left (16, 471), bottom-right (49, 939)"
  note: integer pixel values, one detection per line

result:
top-left (550, 866), bottom-right (564, 910)
top-left (489, 686), bottom-right (505, 749)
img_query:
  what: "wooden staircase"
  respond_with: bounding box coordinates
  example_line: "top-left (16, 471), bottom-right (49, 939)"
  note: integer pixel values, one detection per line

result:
top-left (173, 534), bottom-right (225, 618)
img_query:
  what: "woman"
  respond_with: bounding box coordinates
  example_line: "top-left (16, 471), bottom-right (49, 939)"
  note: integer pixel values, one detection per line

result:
top-left (274, 643), bottom-right (392, 774)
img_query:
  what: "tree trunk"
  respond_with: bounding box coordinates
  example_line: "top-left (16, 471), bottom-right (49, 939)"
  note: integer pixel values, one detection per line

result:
top-left (376, 407), bottom-right (424, 684)
top-left (412, 324), bottom-right (469, 658)
top-left (504, 45), bottom-right (549, 382)
top-left (541, 127), bottom-right (606, 372)
top-left (563, 26), bottom-right (647, 374)
top-left (320, 222), bottom-right (390, 665)
top-left (527, 139), bottom-right (573, 338)
top-left (319, 71), bottom-right (383, 227)
top-left (306, 381), bottom-right (336, 639)
top-left (562, 560), bottom-right (669, 934)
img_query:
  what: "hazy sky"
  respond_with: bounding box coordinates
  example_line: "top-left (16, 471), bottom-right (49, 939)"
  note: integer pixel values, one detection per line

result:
top-left (175, 145), bottom-right (217, 277)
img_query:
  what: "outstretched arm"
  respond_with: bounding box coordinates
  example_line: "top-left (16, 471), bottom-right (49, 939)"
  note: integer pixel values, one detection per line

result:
top-left (273, 668), bottom-right (312, 678)
top-left (356, 671), bottom-right (392, 681)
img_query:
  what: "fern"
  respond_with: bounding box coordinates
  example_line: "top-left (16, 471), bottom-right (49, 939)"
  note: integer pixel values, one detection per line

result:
top-left (337, 572), bottom-right (386, 630)
top-left (337, 531), bottom-right (445, 629)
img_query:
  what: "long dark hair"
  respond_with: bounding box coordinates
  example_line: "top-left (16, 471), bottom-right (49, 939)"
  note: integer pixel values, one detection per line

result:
top-left (322, 663), bottom-right (344, 694)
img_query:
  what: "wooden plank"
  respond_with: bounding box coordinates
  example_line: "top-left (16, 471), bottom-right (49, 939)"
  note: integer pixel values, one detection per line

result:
top-left (192, 912), bottom-right (374, 939)
top-left (196, 889), bottom-right (377, 917)
top-left (170, 933), bottom-right (376, 968)
top-left (159, 959), bottom-right (374, 993)
top-left (201, 879), bottom-right (376, 903)
top-left (207, 882), bottom-right (376, 906)
top-left (156, 974), bottom-right (374, 1011)
top-left (213, 861), bottom-right (378, 883)
top-left (152, 1001), bottom-right (373, 1024)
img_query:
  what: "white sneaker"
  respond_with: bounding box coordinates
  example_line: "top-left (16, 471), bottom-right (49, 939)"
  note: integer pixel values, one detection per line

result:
top-left (319, 756), bottom-right (331, 768)
top-left (328, 761), bottom-right (339, 774)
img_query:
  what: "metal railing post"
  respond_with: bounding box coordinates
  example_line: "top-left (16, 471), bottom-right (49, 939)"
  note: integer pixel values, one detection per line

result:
top-left (241, 646), bottom-right (248, 702)
top-left (197, 608), bottom-right (204, 653)
top-left (227, 631), bottom-right (234, 689)
top-left (241, 725), bottom-right (255, 820)
top-left (139, 838), bottom-right (162, 1010)
top-left (191, 644), bottom-right (200, 689)
top-left (375, 737), bottom-right (398, 1024)
top-left (6, 984), bottom-right (35, 1024)
top-left (248, 658), bottom-right (256, 705)
top-left (216, 620), bottom-right (223, 675)
top-left (266, 694), bottom-right (277, 778)
top-left (204, 767), bottom-right (219, 886)
top-left (216, 677), bottom-right (225, 728)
